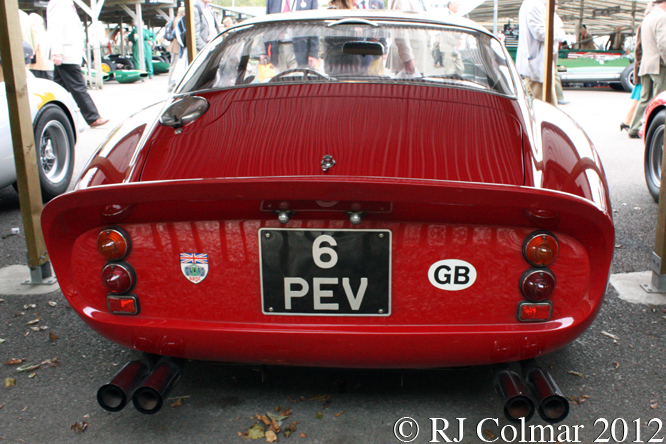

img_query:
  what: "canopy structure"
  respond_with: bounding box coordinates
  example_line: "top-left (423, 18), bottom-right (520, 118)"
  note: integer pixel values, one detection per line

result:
top-left (466, 0), bottom-right (648, 38)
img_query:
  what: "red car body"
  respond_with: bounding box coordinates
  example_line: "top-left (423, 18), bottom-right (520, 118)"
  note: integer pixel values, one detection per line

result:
top-left (42, 11), bottom-right (614, 370)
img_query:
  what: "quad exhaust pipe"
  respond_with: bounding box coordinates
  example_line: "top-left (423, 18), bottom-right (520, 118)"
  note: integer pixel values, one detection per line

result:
top-left (494, 360), bottom-right (569, 424)
top-left (97, 354), bottom-right (185, 414)
top-left (521, 359), bottom-right (570, 424)
top-left (494, 367), bottom-right (536, 423)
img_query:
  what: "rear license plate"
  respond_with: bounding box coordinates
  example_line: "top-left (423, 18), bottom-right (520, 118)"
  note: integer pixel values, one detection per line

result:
top-left (259, 228), bottom-right (391, 316)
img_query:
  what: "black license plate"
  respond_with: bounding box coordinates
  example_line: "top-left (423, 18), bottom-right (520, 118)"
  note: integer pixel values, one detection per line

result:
top-left (259, 228), bottom-right (391, 316)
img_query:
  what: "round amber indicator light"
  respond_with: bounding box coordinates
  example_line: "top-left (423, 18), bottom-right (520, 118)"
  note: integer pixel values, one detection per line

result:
top-left (523, 232), bottom-right (559, 266)
top-left (97, 228), bottom-right (131, 260)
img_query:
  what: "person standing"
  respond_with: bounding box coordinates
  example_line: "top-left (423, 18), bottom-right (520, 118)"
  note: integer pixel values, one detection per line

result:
top-left (628, 0), bottom-right (666, 138)
top-left (578, 25), bottom-right (595, 50)
top-left (516, 0), bottom-right (557, 106)
top-left (165, 8), bottom-right (185, 92)
top-left (27, 13), bottom-right (54, 80)
top-left (194, 0), bottom-right (221, 52)
top-left (264, 0), bottom-right (319, 70)
top-left (354, 0), bottom-right (384, 9)
top-left (445, 1), bottom-right (458, 14)
top-left (129, 20), bottom-right (155, 78)
top-left (47, 0), bottom-right (108, 127)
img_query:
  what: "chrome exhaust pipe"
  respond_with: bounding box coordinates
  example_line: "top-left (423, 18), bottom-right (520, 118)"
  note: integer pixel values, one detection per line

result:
top-left (132, 357), bottom-right (185, 414)
top-left (521, 359), bottom-right (570, 424)
top-left (97, 354), bottom-right (160, 412)
top-left (494, 367), bottom-right (536, 423)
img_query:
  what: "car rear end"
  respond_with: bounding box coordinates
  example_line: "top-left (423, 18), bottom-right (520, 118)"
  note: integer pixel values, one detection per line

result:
top-left (42, 13), bottom-right (614, 369)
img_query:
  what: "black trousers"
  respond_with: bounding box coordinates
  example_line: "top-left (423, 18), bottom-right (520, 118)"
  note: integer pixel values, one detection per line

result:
top-left (54, 63), bottom-right (101, 124)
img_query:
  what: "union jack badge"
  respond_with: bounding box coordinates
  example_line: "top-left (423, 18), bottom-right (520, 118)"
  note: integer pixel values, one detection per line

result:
top-left (180, 253), bottom-right (208, 284)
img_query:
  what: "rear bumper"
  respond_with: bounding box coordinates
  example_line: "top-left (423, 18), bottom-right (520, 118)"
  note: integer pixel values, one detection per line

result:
top-left (42, 177), bottom-right (614, 368)
top-left (81, 314), bottom-right (594, 368)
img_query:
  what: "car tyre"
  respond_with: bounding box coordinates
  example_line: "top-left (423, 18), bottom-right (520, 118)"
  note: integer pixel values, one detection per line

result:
top-left (116, 57), bottom-right (134, 70)
top-left (621, 63), bottom-right (635, 92)
top-left (645, 108), bottom-right (664, 203)
top-left (33, 104), bottom-right (75, 201)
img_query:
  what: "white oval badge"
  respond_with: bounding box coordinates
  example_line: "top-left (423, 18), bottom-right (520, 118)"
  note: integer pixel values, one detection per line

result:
top-left (428, 260), bottom-right (477, 291)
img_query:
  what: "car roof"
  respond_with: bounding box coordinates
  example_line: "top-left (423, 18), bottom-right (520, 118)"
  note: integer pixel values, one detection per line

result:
top-left (231, 10), bottom-right (494, 38)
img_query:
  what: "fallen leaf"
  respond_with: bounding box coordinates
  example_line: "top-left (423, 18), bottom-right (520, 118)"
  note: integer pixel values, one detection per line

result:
top-left (268, 411), bottom-right (290, 421)
top-left (258, 414), bottom-right (271, 425)
top-left (248, 423), bottom-right (265, 440)
top-left (309, 395), bottom-right (330, 402)
top-left (483, 430), bottom-right (496, 441)
top-left (16, 363), bottom-right (40, 373)
top-left (335, 411), bottom-right (344, 417)
top-left (315, 411), bottom-right (323, 419)
top-left (568, 371), bottom-right (584, 378)
top-left (601, 331), bottom-right (619, 341)
top-left (24, 304), bottom-right (36, 309)
top-left (170, 398), bottom-right (184, 408)
top-left (71, 422), bottom-right (88, 433)
top-left (5, 358), bottom-right (25, 365)
top-left (49, 332), bottom-right (58, 341)
top-left (40, 358), bottom-right (60, 367)
top-left (567, 395), bottom-right (590, 405)
top-left (39, 326), bottom-right (48, 330)
top-left (613, 362), bottom-right (620, 369)
top-left (28, 373), bottom-right (36, 379)
top-left (25, 318), bottom-right (40, 326)
top-left (30, 327), bottom-right (40, 332)
top-left (48, 301), bottom-right (57, 307)
top-left (284, 421), bottom-right (298, 438)
top-left (4, 378), bottom-right (16, 388)
top-left (265, 430), bottom-right (278, 442)
top-left (300, 432), bottom-right (307, 438)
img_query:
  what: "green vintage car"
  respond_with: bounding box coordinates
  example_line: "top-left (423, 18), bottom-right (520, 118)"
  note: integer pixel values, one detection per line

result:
top-left (504, 33), bottom-right (634, 92)
top-left (556, 49), bottom-right (634, 92)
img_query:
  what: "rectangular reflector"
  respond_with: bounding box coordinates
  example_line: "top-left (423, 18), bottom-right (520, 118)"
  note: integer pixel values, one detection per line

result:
top-left (517, 301), bottom-right (552, 322)
top-left (107, 295), bottom-right (139, 315)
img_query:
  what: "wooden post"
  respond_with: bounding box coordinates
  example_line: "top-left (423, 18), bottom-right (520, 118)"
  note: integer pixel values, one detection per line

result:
top-left (543, 0), bottom-right (556, 104)
top-left (0, 0), bottom-right (49, 269)
top-left (185, 0), bottom-right (196, 63)
top-left (136, 3), bottom-right (145, 72)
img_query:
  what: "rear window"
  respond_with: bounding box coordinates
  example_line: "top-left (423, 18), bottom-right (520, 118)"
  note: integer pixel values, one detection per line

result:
top-left (178, 18), bottom-right (516, 96)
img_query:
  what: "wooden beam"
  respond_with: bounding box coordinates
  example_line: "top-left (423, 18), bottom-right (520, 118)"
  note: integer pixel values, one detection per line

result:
top-left (543, 0), bottom-right (555, 104)
top-left (0, 0), bottom-right (49, 268)
top-left (184, 0), bottom-right (196, 63)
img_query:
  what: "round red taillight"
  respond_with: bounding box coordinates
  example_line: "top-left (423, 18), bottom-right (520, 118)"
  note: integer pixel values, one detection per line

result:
top-left (97, 228), bottom-right (131, 261)
top-left (101, 263), bottom-right (135, 294)
top-left (520, 268), bottom-right (556, 302)
top-left (523, 231), bottom-right (559, 267)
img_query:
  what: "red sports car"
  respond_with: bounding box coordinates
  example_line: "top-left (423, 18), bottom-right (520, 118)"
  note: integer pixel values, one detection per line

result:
top-left (42, 11), bottom-right (614, 421)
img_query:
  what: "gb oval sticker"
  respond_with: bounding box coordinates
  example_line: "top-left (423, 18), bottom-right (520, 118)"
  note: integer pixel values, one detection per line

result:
top-left (428, 260), bottom-right (477, 291)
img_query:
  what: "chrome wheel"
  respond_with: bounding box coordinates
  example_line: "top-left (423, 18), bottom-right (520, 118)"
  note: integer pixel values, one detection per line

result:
top-left (39, 119), bottom-right (70, 186)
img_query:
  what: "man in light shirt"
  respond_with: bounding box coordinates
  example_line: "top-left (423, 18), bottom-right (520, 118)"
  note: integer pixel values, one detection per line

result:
top-left (194, 0), bottom-right (221, 52)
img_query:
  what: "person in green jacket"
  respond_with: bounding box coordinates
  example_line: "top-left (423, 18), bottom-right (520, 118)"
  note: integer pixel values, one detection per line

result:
top-left (128, 20), bottom-right (155, 77)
